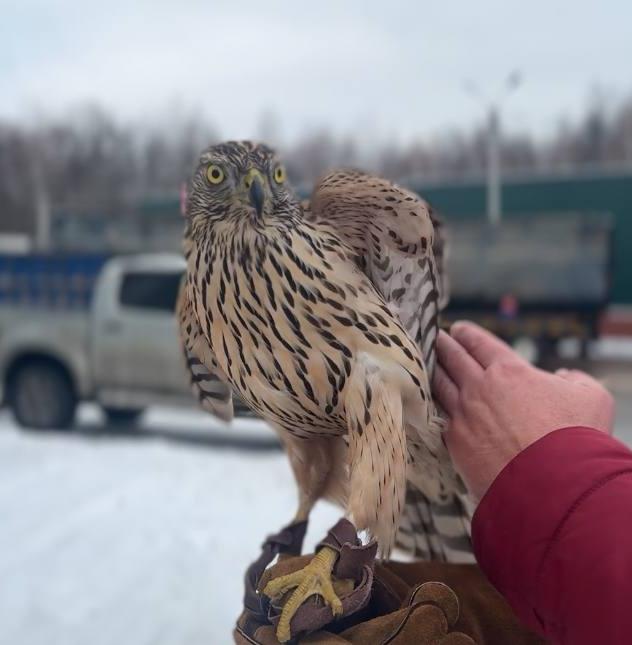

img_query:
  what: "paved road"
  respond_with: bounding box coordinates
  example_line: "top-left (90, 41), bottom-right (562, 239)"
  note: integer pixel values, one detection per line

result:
top-left (614, 392), bottom-right (632, 444)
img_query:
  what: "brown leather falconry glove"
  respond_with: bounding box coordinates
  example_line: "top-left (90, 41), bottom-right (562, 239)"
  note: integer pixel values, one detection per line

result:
top-left (234, 519), bottom-right (540, 644)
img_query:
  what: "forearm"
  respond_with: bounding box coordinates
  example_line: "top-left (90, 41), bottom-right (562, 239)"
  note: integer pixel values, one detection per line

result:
top-left (472, 427), bottom-right (632, 644)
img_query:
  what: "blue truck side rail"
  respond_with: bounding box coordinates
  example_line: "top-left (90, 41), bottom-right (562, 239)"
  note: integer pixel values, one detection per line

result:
top-left (0, 253), bottom-right (110, 309)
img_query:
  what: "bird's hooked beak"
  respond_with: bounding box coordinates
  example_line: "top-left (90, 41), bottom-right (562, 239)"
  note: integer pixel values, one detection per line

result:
top-left (245, 168), bottom-right (265, 218)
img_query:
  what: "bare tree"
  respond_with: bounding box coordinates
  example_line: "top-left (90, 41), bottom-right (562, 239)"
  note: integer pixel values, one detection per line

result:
top-left (2, 92), bottom-right (632, 239)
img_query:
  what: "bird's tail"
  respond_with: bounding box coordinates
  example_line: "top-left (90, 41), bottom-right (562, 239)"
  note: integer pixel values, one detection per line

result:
top-left (395, 483), bottom-right (475, 562)
top-left (396, 407), bottom-right (475, 562)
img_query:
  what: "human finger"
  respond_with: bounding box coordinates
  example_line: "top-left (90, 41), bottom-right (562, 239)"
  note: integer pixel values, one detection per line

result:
top-left (450, 321), bottom-right (523, 369)
top-left (432, 363), bottom-right (459, 415)
top-left (436, 330), bottom-right (484, 388)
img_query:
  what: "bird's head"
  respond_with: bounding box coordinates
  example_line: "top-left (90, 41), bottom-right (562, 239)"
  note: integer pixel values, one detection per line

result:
top-left (185, 140), bottom-right (300, 235)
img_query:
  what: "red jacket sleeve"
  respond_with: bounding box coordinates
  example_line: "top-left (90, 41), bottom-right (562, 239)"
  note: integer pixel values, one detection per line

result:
top-left (472, 426), bottom-right (632, 645)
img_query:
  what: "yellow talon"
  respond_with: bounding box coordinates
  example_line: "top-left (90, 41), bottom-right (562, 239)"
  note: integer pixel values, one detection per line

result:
top-left (262, 546), bottom-right (343, 643)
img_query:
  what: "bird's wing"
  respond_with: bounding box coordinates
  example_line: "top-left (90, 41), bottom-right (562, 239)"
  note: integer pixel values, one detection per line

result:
top-left (308, 171), bottom-right (473, 563)
top-left (429, 208), bottom-right (450, 312)
top-left (176, 279), bottom-right (234, 422)
top-left (308, 170), bottom-right (448, 377)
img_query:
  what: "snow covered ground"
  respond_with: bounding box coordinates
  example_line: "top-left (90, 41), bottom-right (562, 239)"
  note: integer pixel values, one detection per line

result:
top-left (2, 373), bottom-right (632, 645)
top-left (0, 407), bottom-right (340, 645)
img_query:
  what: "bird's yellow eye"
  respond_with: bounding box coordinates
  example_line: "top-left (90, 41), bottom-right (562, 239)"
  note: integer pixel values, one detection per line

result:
top-left (206, 165), bottom-right (225, 185)
top-left (273, 165), bottom-right (286, 184)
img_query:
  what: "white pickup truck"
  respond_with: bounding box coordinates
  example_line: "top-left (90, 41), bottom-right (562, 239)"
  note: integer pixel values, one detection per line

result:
top-left (0, 254), bottom-right (208, 429)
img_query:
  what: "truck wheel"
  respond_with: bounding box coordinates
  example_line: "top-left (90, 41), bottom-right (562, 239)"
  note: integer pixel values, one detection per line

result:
top-left (103, 407), bottom-right (144, 428)
top-left (8, 360), bottom-right (77, 430)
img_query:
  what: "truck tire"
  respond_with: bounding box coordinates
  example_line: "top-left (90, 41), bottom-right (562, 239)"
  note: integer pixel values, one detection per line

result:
top-left (536, 337), bottom-right (559, 366)
top-left (103, 407), bottom-right (144, 428)
top-left (8, 359), bottom-right (77, 430)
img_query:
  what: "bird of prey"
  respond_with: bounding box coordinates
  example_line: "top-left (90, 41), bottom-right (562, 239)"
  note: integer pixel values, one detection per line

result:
top-left (178, 141), bottom-right (471, 642)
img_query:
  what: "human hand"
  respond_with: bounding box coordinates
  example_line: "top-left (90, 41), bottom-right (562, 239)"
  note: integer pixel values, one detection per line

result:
top-left (433, 321), bottom-right (615, 500)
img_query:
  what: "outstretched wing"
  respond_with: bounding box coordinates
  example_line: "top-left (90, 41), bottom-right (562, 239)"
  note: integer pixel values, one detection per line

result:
top-left (307, 170), bottom-right (448, 377)
top-left (308, 170), bottom-right (472, 563)
top-left (176, 279), bottom-right (234, 422)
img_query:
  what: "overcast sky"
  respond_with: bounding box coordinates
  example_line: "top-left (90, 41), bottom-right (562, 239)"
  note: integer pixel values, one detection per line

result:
top-left (2, 0), bottom-right (631, 144)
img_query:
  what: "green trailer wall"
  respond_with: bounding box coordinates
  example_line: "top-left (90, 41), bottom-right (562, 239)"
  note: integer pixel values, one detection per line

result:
top-left (142, 171), bottom-right (632, 305)
top-left (416, 173), bottom-right (632, 306)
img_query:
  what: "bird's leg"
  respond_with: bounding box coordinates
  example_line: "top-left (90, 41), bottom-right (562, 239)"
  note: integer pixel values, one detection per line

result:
top-left (262, 491), bottom-right (349, 643)
top-left (276, 494), bottom-right (313, 563)
top-left (263, 544), bottom-right (342, 643)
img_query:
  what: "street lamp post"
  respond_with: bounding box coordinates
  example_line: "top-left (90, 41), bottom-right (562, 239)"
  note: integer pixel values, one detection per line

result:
top-left (464, 72), bottom-right (522, 226)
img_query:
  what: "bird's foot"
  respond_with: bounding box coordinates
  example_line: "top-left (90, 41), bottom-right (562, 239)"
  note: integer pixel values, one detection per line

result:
top-left (262, 545), bottom-right (343, 643)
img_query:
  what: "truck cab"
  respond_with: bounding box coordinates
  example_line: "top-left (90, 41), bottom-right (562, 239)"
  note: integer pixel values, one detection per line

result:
top-left (91, 254), bottom-right (190, 412)
top-left (0, 254), bottom-right (194, 429)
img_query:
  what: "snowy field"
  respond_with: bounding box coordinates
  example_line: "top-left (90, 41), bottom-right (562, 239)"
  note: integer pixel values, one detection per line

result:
top-left (2, 369), bottom-right (632, 645)
top-left (0, 407), bottom-right (340, 645)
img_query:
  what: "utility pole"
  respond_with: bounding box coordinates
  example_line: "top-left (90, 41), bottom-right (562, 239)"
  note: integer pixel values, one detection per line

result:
top-left (33, 160), bottom-right (51, 251)
top-left (464, 72), bottom-right (522, 226)
top-left (28, 133), bottom-right (51, 251)
top-left (625, 111), bottom-right (632, 165)
top-left (487, 106), bottom-right (501, 226)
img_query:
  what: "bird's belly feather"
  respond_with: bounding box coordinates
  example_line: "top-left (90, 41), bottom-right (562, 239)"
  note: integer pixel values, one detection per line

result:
top-left (195, 234), bottom-right (428, 441)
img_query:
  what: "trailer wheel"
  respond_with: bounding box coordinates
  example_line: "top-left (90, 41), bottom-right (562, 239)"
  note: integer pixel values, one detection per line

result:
top-left (536, 337), bottom-right (559, 366)
top-left (103, 407), bottom-right (144, 428)
top-left (8, 359), bottom-right (77, 430)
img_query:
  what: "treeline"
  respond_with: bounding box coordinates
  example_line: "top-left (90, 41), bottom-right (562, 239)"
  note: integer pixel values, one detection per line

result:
top-left (1, 95), bottom-right (632, 234)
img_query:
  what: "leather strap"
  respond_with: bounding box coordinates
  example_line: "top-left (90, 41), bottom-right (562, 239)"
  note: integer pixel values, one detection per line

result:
top-left (267, 519), bottom-right (378, 636)
top-left (244, 520), bottom-right (309, 618)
